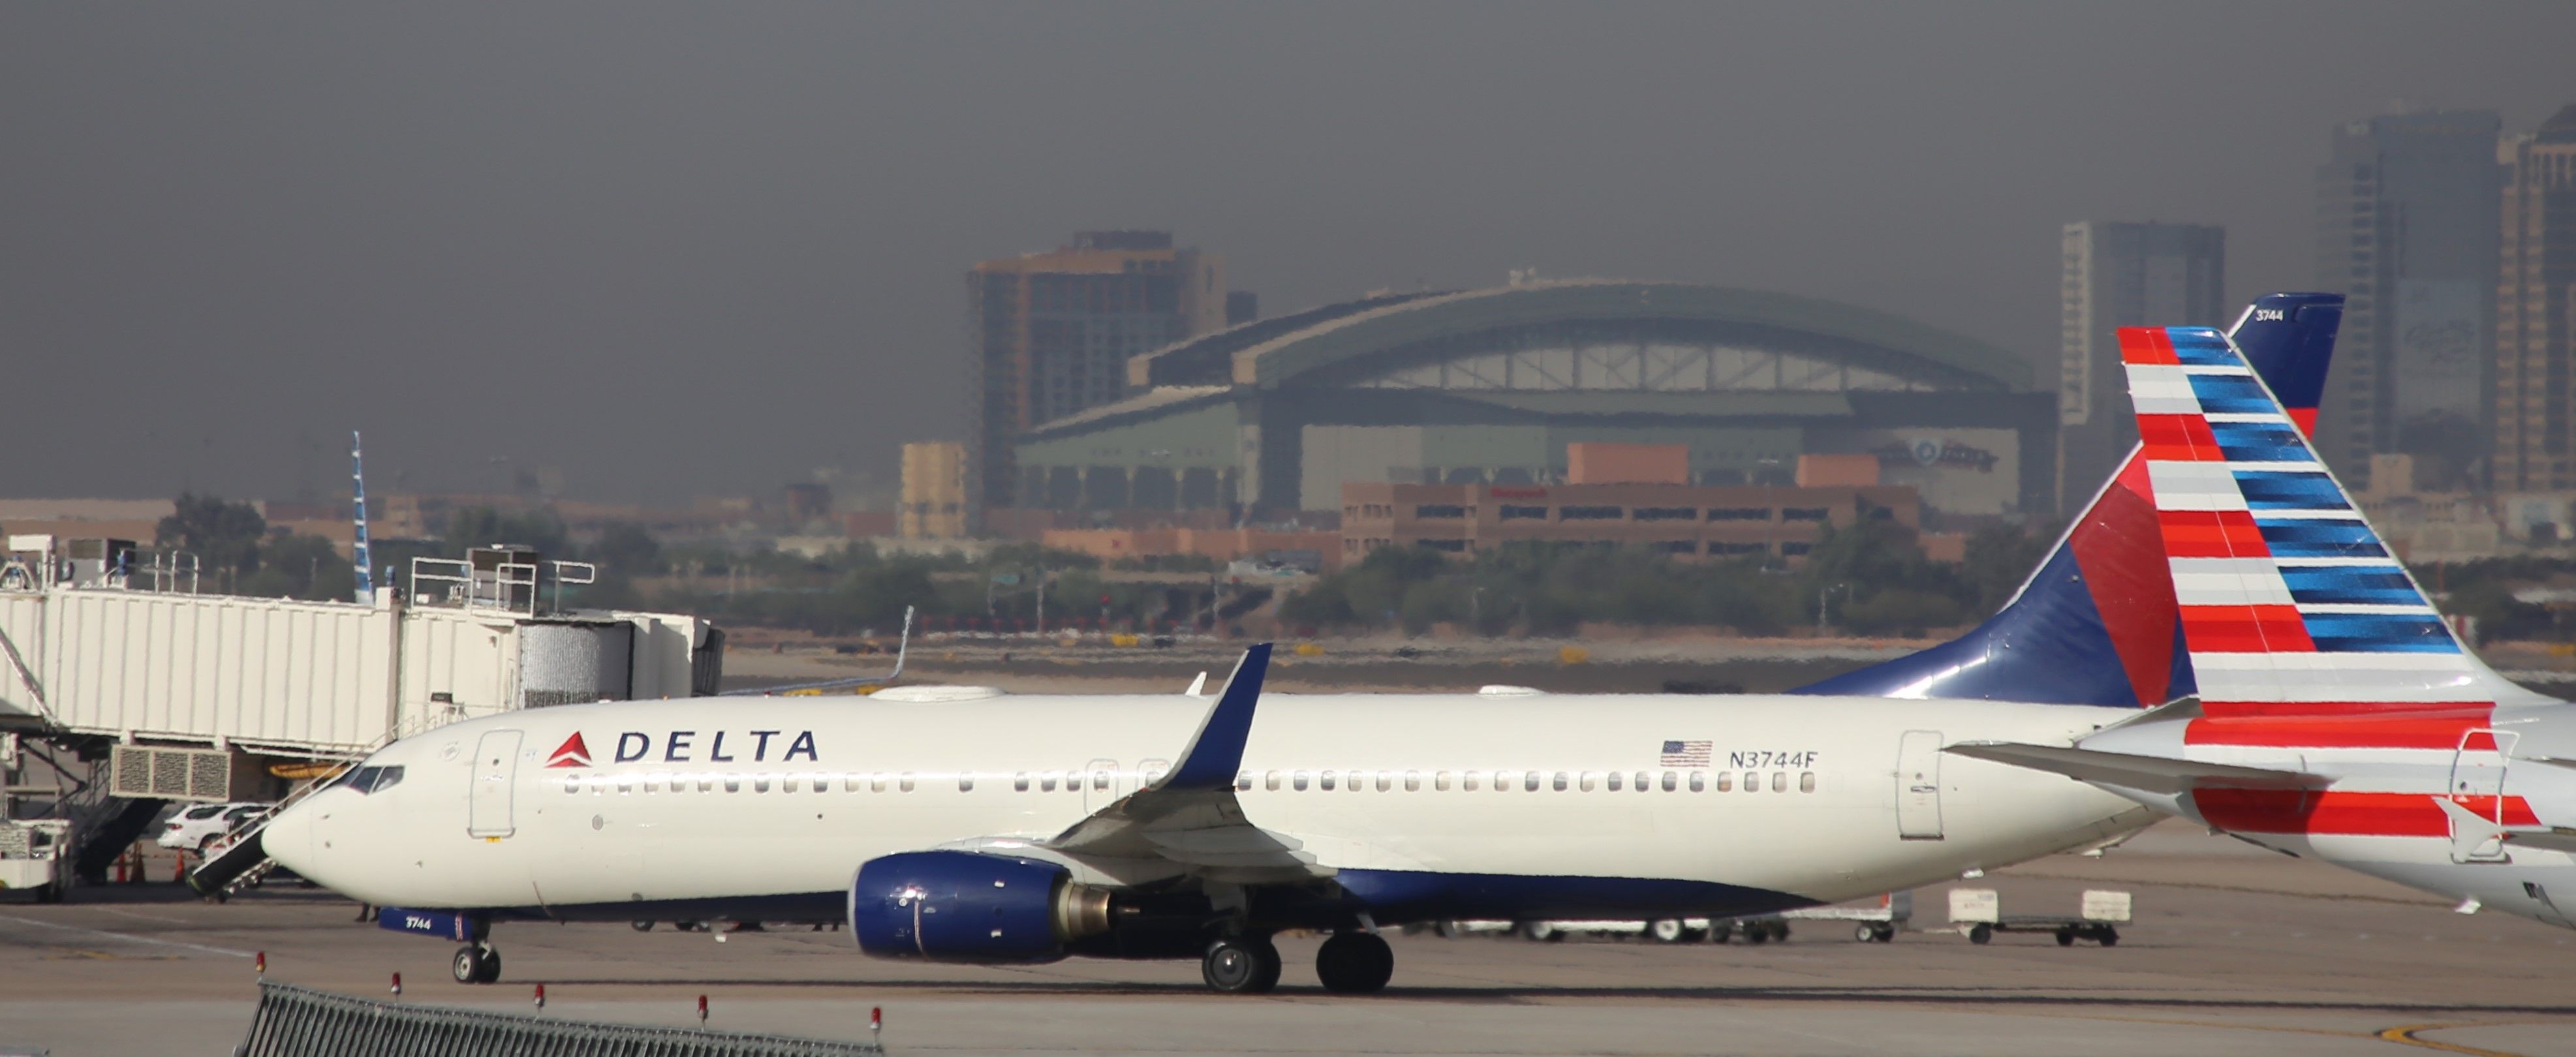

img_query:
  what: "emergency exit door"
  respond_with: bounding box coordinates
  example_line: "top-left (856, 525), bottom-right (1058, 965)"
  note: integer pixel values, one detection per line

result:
top-left (1896, 730), bottom-right (1944, 840)
top-left (468, 730), bottom-right (523, 838)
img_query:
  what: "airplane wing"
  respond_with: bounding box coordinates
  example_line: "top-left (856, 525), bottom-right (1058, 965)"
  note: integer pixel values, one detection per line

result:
top-left (1044, 643), bottom-right (1326, 883)
top-left (1945, 741), bottom-right (2327, 795)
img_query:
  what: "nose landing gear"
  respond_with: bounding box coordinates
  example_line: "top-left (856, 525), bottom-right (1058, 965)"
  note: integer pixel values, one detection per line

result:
top-left (450, 943), bottom-right (501, 984)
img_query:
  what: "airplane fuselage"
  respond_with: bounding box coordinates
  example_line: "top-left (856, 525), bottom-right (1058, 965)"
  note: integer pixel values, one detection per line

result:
top-left (266, 690), bottom-right (2150, 927)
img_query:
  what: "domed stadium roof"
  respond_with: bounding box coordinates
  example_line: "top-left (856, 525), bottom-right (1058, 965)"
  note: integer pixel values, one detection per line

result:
top-left (1127, 280), bottom-right (2033, 394)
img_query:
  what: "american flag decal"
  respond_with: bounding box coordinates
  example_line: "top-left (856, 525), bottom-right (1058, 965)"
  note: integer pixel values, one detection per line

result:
top-left (1660, 740), bottom-right (1712, 767)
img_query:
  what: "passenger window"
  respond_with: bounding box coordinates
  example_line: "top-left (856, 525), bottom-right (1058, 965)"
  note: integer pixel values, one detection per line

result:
top-left (1772, 772), bottom-right (1788, 793)
top-left (1689, 772), bottom-right (1705, 793)
top-left (1716, 772), bottom-right (1733, 792)
top-left (1236, 773), bottom-right (1253, 791)
top-left (1041, 773), bottom-right (1060, 793)
top-left (1376, 772), bottom-right (1393, 793)
top-left (1265, 771), bottom-right (1282, 791)
top-left (1527, 772), bottom-right (1544, 792)
top-left (779, 775), bottom-right (797, 793)
top-left (1661, 771), bottom-right (1678, 792)
top-left (1293, 771), bottom-right (1311, 791)
top-left (1741, 771), bottom-right (1758, 792)
top-left (617, 776), bottom-right (633, 795)
top-left (1799, 771), bottom-right (1816, 793)
top-left (1578, 772), bottom-right (1598, 793)
top-left (1350, 771), bottom-right (1365, 793)
top-left (1606, 771), bottom-right (1623, 791)
top-left (1404, 771), bottom-right (1421, 792)
top-left (1320, 771), bottom-right (1337, 791)
top-left (753, 775), bottom-right (771, 793)
top-left (1435, 771), bottom-right (1452, 791)
top-left (562, 776), bottom-right (580, 794)
top-left (1015, 773), bottom-right (1031, 792)
top-left (958, 774), bottom-right (974, 792)
top-left (871, 774), bottom-right (889, 793)
top-left (1462, 771), bottom-right (1480, 791)
top-left (899, 773), bottom-right (916, 793)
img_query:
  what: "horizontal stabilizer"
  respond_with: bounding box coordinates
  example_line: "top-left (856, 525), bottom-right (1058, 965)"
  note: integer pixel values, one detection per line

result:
top-left (1945, 741), bottom-right (2325, 795)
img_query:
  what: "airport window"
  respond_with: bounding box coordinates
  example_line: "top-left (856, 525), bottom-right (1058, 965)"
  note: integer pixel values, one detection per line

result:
top-left (1661, 771), bottom-right (1678, 792)
top-left (1293, 771), bottom-right (1311, 791)
top-left (1646, 540), bottom-right (1696, 555)
top-left (1634, 506), bottom-right (1696, 522)
top-left (723, 775), bottom-right (741, 793)
top-left (1741, 771), bottom-right (1758, 792)
top-left (1404, 771), bottom-right (1421, 792)
top-left (1015, 773), bottom-right (1031, 792)
top-left (1709, 542), bottom-right (1767, 556)
top-left (753, 775), bottom-right (772, 793)
top-left (1772, 772), bottom-right (1788, 793)
top-left (1782, 507), bottom-right (1829, 522)
top-left (1716, 772), bottom-right (1733, 792)
top-left (1320, 771), bottom-right (1337, 791)
top-left (1435, 771), bottom-right (1451, 791)
top-left (1418, 538), bottom-right (1468, 553)
top-left (1498, 504), bottom-right (1549, 521)
top-left (899, 773), bottom-right (916, 793)
top-left (1778, 542), bottom-right (1812, 557)
top-left (1799, 772), bottom-right (1816, 793)
top-left (958, 774), bottom-right (974, 792)
top-left (1689, 772), bottom-right (1706, 793)
top-left (1708, 508), bottom-right (1770, 521)
top-left (1414, 504), bottom-right (1468, 519)
top-left (1265, 771), bottom-right (1282, 791)
top-left (1559, 505), bottom-right (1622, 521)
top-left (1461, 771), bottom-right (1480, 791)
top-left (1579, 772), bottom-right (1598, 792)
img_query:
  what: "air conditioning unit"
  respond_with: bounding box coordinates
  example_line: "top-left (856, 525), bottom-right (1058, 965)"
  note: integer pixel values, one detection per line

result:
top-left (108, 745), bottom-right (260, 803)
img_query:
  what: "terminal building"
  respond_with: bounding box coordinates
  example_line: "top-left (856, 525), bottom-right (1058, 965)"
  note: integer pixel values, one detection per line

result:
top-left (1010, 281), bottom-right (2058, 522)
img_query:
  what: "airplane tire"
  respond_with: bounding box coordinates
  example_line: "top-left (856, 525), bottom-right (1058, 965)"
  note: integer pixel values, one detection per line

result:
top-left (1854, 924), bottom-right (1876, 943)
top-left (1201, 936), bottom-right (1280, 994)
top-left (1649, 919), bottom-right (1688, 943)
top-left (2096, 927), bottom-right (2118, 947)
top-left (452, 945), bottom-right (481, 984)
top-left (1967, 925), bottom-right (1993, 945)
top-left (1315, 932), bottom-right (1394, 994)
top-left (631, 921), bottom-right (655, 932)
top-left (2055, 929), bottom-right (2075, 947)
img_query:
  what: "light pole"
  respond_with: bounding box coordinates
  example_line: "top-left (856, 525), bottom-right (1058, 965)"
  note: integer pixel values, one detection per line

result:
top-left (1818, 582), bottom-right (1852, 636)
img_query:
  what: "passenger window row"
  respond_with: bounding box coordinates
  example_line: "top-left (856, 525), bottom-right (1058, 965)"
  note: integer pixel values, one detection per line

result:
top-left (1230, 769), bottom-right (1820, 795)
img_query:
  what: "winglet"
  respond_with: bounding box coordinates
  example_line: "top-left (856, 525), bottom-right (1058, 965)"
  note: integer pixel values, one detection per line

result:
top-left (1155, 643), bottom-right (1270, 791)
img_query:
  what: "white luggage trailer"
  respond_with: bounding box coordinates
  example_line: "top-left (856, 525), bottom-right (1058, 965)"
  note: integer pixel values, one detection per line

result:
top-left (0, 820), bottom-right (69, 903)
top-left (1949, 888), bottom-right (2130, 946)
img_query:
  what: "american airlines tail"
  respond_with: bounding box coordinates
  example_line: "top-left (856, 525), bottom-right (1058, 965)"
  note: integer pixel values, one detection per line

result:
top-left (1794, 293), bottom-right (2343, 707)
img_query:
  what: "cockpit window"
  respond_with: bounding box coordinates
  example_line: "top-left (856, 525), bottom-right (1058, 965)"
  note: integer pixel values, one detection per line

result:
top-left (341, 765), bottom-right (406, 795)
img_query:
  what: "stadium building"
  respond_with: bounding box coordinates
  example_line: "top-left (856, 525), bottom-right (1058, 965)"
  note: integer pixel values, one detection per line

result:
top-left (1009, 281), bottom-right (2056, 522)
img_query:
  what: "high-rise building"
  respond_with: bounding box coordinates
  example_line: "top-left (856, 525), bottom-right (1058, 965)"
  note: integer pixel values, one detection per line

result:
top-left (2494, 104), bottom-right (2576, 493)
top-left (965, 231), bottom-right (1227, 525)
top-left (2056, 221), bottom-right (2227, 507)
top-left (2312, 110), bottom-right (2503, 492)
top-left (899, 441), bottom-right (968, 540)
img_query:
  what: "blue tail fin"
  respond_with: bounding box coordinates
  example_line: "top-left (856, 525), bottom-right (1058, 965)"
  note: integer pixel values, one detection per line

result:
top-left (1791, 294), bottom-right (2342, 706)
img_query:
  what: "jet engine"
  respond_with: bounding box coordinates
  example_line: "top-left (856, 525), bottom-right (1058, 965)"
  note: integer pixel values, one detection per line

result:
top-left (849, 851), bottom-right (1114, 962)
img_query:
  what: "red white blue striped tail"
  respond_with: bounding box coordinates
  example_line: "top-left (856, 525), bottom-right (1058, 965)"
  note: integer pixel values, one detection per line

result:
top-left (2118, 326), bottom-right (2536, 715)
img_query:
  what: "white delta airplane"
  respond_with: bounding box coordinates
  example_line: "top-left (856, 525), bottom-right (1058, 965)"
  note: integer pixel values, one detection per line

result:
top-left (259, 298), bottom-right (2345, 994)
top-left (1955, 322), bottom-right (2576, 932)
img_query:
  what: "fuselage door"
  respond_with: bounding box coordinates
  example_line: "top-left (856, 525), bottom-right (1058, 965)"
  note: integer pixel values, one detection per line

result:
top-left (1082, 758), bottom-right (1121, 814)
top-left (1896, 730), bottom-right (1944, 840)
top-left (469, 729), bottom-right (524, 838)
top-left (2447, 728), bottom-right (2517, 864)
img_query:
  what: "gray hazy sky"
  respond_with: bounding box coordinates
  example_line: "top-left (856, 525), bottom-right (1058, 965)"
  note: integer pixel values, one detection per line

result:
top-left (5, 3), bottom-right (2571, 507)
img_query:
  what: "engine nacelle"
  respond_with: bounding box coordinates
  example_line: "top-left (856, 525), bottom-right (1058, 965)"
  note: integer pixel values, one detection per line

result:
top-left (849, 851), bottom-right (1113, 963)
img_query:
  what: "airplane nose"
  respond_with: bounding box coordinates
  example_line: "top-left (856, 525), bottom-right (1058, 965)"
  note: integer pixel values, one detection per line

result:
top-left (258, 800), bottom-right (318, 878)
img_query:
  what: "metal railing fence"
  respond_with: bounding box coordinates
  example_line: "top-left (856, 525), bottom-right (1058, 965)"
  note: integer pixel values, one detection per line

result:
top-left (238, 982), bottom-right (881, 1057)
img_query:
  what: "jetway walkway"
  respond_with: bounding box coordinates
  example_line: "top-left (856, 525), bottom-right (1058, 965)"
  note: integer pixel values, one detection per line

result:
top-left (240, 982), bottom-right (880, 1056)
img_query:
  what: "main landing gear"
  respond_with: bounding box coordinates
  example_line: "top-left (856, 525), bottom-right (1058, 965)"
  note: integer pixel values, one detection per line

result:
top-left (1199, 930), bottom-right (1395, 994)
top-left (451, 942), bottom-right (501, 984)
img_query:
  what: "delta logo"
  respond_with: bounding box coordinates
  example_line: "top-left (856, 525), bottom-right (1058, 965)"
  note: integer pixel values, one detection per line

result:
top-left (546, 733), bottom-right (593, 769)
top-left (543, 729), bottom-right (820, 768)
